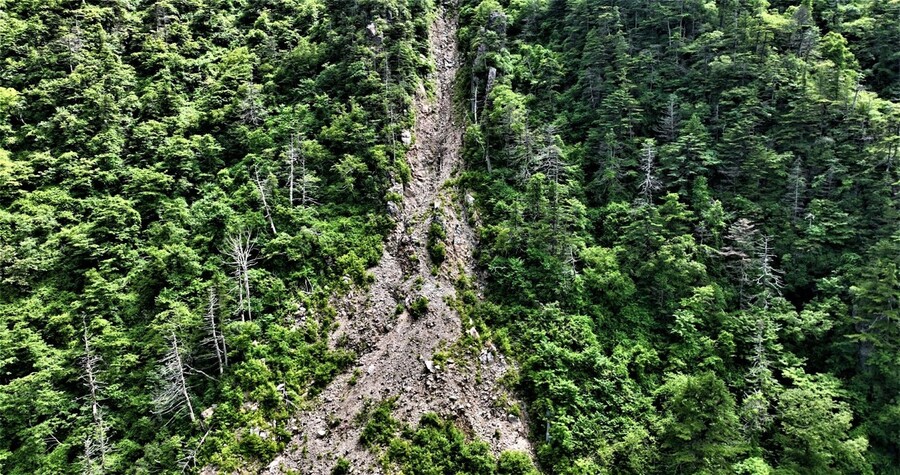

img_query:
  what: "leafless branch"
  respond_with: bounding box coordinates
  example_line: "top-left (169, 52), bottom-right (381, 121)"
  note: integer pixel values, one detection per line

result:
top-left (152, 331), bottom-right (197, 423)
top-left (253, 166), bottom-right (277, 234)
top-left (223, 231), bottom-right (257, 322)
top-left (202, 287), bottom-right (227, 374)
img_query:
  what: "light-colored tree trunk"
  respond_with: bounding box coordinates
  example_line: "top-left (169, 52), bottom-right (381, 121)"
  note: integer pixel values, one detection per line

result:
top-left (153, 332), bottom-right (197, 423)
top-left (638, 139), bottom-right (660, 205)
top-left (205, 287), bottom-right (226, 374)
top-left (81, 318), bottom-right (109, 474)
top-left (224, 231), bottom-right (256, 322)
top-left (286, 135), bottom-right (298, 206)
top-left (172, 333), bottom-right (196, 423)
top-left (253, 167), bottom-right (277, 234)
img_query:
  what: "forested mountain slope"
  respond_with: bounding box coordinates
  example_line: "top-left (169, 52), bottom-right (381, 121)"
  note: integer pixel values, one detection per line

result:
top-left (1, 0), bottom-right (436, 472)
top-left (265, 8), bottom-right (533, 473)
top-left (0, 0), bottom-right (898, 473)
top-left (455, 0), bottom-right (899, 472)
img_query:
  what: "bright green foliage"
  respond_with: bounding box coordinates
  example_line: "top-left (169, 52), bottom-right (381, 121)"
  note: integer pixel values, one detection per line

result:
top-left (0, 0), bottom-right (433, 472)
top-left (656, 372), bottom-right (746, 472)
top-left (774, 370), bottom-right (872, 474)
top-left (383, 412), bottom-right (538, 474)
top-left (332, 457), bottom-right (352, 475)
top-left (359, 398), bottom-right (401, 448)
top-left (354, 404), bottom-right (539, 474)
top-left (1, 0), bottom-right (898, 472)
top-left (428, 213), bottom-right (448, 264)
top-left (409, 296), bottom-right (431, 319)
top-left (455, 0), bottom-right (900, 471)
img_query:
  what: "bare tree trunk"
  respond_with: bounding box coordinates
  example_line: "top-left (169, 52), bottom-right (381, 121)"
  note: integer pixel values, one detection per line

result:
top-left (224, 231), bottom-right (256, 322)
top-left (253, 167), bottom-right (277, 234)
top-left (298, 148), bottom-right (319, 206)
top-left (722, 218), bottom-right (759, 309)
top-left (788, 158), bottom-right (805, 223)
top-left (656, 95), bottom-right (678, 142)
top-left (178, 427), bottom-right (212, 474)
top-left (754, 236), bottom-right (783, 309)
top-left (638, 139), bottom-right (660, 205)
top-left (484, 126), bottom-right (491, 174)
top-left (81, 318), bottom-right (109, 474)
top-left (474, 85), bottom-right (479, 124)
top-left (82, 318), bottom-right (102, 430)
top-left (205, 287), bottom-right (226, 374)
top-left (172, 333), bottom-right (196, 423)
top-left (153, 332), bottom-right (197, 423)
top-left (471, 73), bottom-right (479, 124)
top-left (286, 135), bottom-right (298, 206)
top-left (241, 82), bottom-right (264, 125)
top-left (741, 316), bottom-right (773, 439)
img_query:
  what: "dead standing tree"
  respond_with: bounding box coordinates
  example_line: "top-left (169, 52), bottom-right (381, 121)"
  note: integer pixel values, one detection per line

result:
top-left (296, 148), bottom-right (320, 207)
top-left (285, 135), bottom-right (320, 207)
top-left (253, 166), bottom-right (277, 234)
top-left (721, 220), bottom-right (785, 438)
top-left (224, 231), bottom-right (257, 322)
top-left (240, 82), bottom-right (265, 126)
top-left (203, 287), bottom-right (227, 375)
top-left (177, 427), bottom-right (212, 474)
top-left (721, 218), bottom-right (760, 308)
top-left (787, 158), bottom-right (806, 223)
top-left (742, 235), bottom-right (784, 440)
top-left (152, 331), bottom-right (197, 423)
top-left (286, 135), bottom-right (299, 206)
top-left (655, 94), bottom-right (679, 142)
top-left (80, 318), bottom-right (110, 475)
top-left (638, 139), bottom-right (661, 205)
top-left (533, 126), bottom-right (568, 246)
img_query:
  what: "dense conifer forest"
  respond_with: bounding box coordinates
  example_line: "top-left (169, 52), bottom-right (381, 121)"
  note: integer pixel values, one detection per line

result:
top-left (0, 0), bottom-right (897, 473)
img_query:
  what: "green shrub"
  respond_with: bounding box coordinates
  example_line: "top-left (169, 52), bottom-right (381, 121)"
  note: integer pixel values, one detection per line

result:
top-left (381, 413), bottom-right (539, 474)
top-left (331, 458), bottom-right (351, 475)
top-left (359, 398), bottom-right (399, 447)
top-left (427, 216), bottom-right (447, 264)
top-left (498, 451), bottom-right (540, 475)
top-left (408, 296), bottom-right (429, 319)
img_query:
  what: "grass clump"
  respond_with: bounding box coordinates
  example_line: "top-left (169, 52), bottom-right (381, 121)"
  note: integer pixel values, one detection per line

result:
top-left (358, 398), bottom-right (399, 448)
top-left (408, 296), bottom-right (429, 319)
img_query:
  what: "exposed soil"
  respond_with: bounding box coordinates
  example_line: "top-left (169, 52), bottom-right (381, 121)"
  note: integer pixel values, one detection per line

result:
top-left (263, 6), bottom-right (532, 475)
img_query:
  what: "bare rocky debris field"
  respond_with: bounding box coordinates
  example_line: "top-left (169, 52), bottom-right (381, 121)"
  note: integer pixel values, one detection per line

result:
top-left (264, 7), bottom-right (532, 474)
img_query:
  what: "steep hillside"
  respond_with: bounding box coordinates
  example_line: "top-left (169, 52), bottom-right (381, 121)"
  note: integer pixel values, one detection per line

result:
top-left (2, 0), bottom-right (898, 473)
top-left (452, 0), bottom-right (900, 472)
top-left (265, 7), bottom-right (532, 474)
top-left (0, 0), bottom-right (439, 472)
